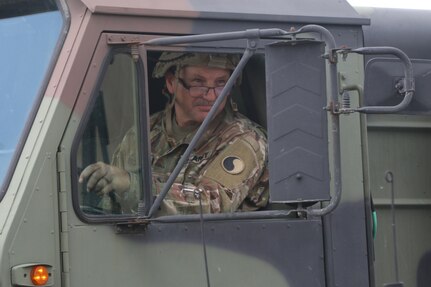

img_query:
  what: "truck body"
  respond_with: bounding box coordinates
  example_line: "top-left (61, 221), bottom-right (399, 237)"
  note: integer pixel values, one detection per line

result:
top-left (1, 0), bottom-right (430, 286)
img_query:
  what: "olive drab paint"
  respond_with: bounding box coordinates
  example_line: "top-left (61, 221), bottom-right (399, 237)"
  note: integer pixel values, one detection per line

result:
top-left (1, 1), bottom-right (431, 287)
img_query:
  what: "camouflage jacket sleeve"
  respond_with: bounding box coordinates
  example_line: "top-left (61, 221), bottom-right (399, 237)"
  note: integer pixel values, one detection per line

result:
top-left (109, 127), bottom-right (141, 213)
top-left (198, 130), bottom-right (269, 213)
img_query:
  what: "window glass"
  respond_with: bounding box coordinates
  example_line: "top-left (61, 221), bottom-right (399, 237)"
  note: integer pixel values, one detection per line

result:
top-left (76, 52), bottom-right (143, 216)
top-left (0, 1), bottom-right (63, 199)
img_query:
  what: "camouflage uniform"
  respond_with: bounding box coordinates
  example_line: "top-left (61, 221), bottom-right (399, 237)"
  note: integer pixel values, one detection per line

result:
top-left (111, 104), bottom-right (269, 216)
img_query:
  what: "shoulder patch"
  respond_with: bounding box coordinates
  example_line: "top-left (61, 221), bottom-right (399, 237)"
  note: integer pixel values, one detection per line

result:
top-left (203, 139), bottom-right (259, 189)
top-left (222, 156), bottom-right (245, 174)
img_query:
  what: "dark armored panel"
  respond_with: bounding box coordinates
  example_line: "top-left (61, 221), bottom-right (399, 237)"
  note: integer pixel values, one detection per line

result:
top-left (136, 219), bottom-right (325, 287)
top-left (266, 41), bottom-right (330, 203)
top-left (359, 9), bottom-right (431, 115)
top-left (359, 8), bottom-right (431, 60)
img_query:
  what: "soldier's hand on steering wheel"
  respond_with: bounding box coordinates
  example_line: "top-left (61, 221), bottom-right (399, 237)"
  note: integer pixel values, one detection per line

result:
top-left (79, 162), bottom-right (130, 195)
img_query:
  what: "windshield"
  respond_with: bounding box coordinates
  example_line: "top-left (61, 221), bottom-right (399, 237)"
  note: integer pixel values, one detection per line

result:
top-left (0, 0), bottom-right (64, 199)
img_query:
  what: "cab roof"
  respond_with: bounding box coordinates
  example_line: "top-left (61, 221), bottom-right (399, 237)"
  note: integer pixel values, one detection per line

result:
top-left (81, 0), bottom-right (369, 25)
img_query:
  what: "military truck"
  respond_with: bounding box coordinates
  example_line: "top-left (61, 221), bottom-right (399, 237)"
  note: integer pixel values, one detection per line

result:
top-left (1, 0), bottom-right (430, 286)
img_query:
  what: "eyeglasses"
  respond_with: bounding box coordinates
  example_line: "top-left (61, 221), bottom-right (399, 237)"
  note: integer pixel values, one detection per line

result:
top-left (177, 78), bottom-right (226, 97)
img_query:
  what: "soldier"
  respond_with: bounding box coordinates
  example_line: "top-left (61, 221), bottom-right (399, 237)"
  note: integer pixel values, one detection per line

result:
top-left (79, 52), bottom-right (269, 215)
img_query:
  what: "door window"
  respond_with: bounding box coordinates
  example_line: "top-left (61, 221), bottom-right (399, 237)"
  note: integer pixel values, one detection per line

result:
top-left (74, 50), bottom-right (146, 217)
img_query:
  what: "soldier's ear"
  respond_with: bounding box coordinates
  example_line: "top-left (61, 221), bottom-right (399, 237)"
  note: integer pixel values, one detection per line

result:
top-left (165, 72), bottom-right (176, 94)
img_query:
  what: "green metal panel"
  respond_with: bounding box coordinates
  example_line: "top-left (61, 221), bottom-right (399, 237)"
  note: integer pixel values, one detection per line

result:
top-left (368, 115), bottom-right (431, 287)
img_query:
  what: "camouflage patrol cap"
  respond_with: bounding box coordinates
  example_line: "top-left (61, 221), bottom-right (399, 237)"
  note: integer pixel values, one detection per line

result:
top-left (152, 52), bottom-right (240, 78)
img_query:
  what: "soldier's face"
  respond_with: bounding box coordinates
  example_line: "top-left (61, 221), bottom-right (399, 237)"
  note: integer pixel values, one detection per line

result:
top-left (166, 66), bottom-right (230, 127)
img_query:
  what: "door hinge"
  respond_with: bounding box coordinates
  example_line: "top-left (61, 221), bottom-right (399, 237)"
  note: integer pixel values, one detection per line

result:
top-left (56, 149), bottom-right (70, 287)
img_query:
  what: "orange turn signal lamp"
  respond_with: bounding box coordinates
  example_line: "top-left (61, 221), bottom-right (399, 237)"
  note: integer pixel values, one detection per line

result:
top-left (31, 265), bottom-right (50, 286)
top-left (11, 263), bottom-right (53, 286)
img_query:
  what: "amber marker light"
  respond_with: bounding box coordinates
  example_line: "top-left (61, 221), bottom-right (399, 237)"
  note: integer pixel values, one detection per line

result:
top-left (30, 265), bottom-right (49, 286)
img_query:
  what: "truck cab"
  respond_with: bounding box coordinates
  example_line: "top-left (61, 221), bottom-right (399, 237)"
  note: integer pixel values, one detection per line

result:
top-left (1, 1), bottom-right (430, 286)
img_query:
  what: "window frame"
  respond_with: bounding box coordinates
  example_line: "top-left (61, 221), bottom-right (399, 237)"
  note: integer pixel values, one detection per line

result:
top-left (71, 32), bottom-right (279, 224)
top-left (71, 43), bottom-right (152, 223)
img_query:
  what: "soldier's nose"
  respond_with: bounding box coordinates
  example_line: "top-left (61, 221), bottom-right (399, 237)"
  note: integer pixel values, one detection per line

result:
top-left (203, 88), bottom-right (217, 101)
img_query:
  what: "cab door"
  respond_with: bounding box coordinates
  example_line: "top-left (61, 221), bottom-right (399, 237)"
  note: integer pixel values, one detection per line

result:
top-left (58, 32), bottom-right (327, 287)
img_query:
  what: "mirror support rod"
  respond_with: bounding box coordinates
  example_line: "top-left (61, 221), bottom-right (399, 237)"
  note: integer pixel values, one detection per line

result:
top-left (144, 28), bottom-right (287, 46)
top-left (344, 46), bottom-right (415, 114)
top-left (285, 25), bottom-right (337, 62)
top-left (286, 25), bottom-right (342, 217)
